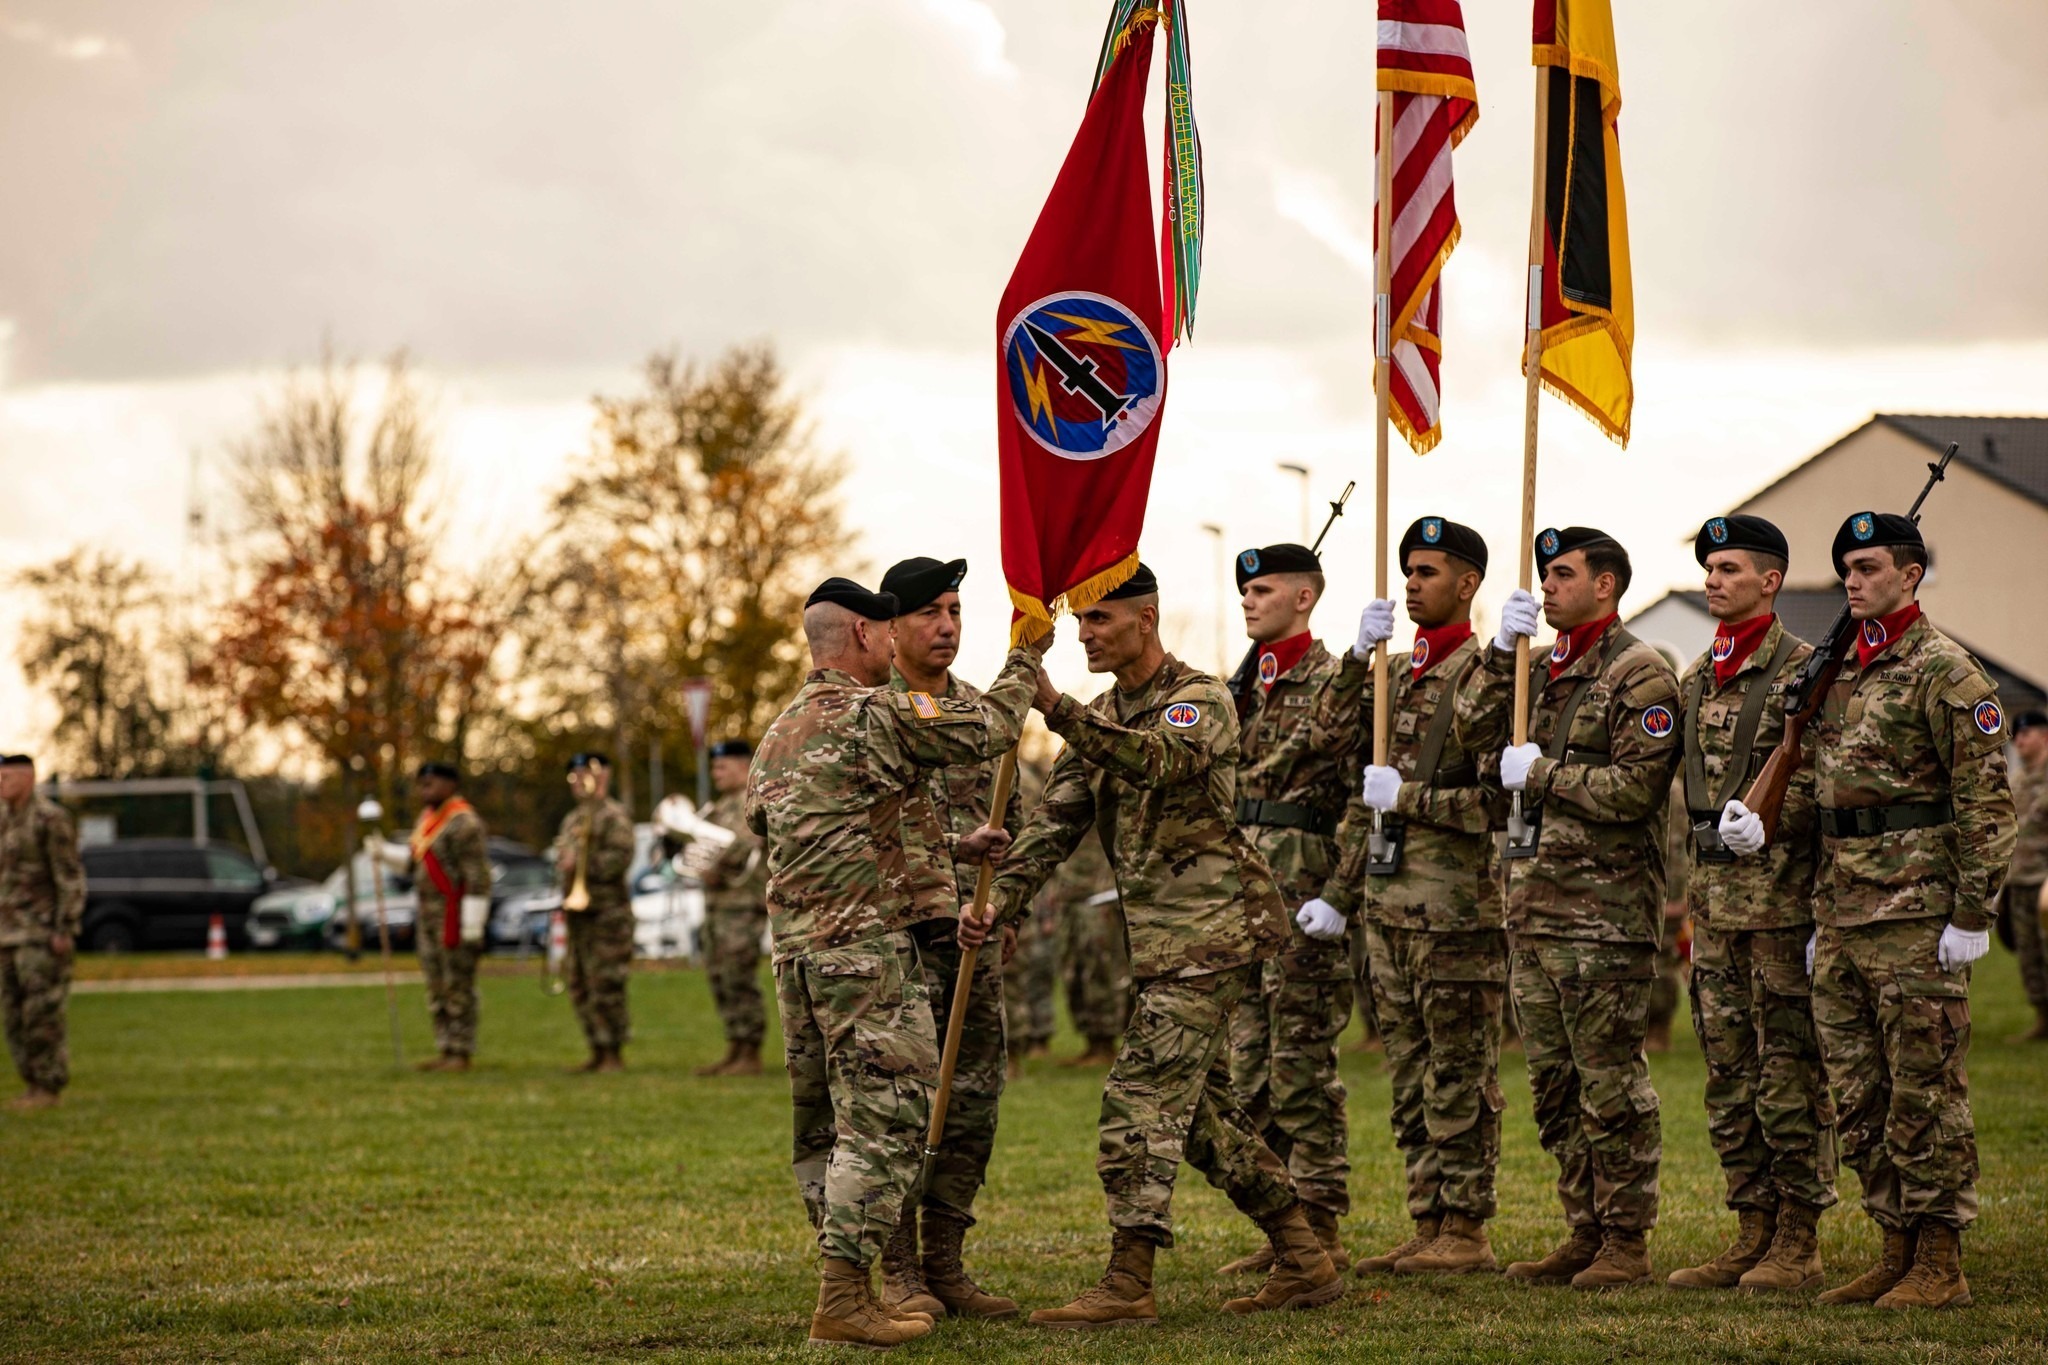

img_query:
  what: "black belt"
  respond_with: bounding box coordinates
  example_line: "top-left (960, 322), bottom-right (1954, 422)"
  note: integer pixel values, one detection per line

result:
top-left (1819, 800), bottom-right (1954, 839)
top-left (1236, 799), bottom-right (1338, 837)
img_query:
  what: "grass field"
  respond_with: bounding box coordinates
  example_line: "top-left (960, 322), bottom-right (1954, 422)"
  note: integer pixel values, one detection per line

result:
top-left (3, 949), bottom-right (2046, 1363)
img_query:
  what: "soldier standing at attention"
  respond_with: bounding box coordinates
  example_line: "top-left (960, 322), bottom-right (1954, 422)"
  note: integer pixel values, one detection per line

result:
top-left (554, 753), bottom-right (638, 1073)
top-left (873, 554), bottom-right (1024, 1321)
top-left (964, 565), bottom-right (1342, 1328)
top-left (369, 762), bottom-right (492, 1071)
top-left (747, 576), bottom-right (1041, 1350)
top-left (0, 754), bottom-right (84, 1110)
top-left (695, 739), bottom-right (767, 1077)
top-left (1998, 711), bottom-right (2048, 1042)
top-left (1003, 890), bottom-right (1057, 1076)
top-left (1467, 527), bottom-right (1681, 1290)
top-left (1663, 515), bottom-right (1838, 1293)
top-left (1793, 512), bottom-right (2012, 1310)
top-left (1324, 517), bottom-right (1510, 1277)
top-left (1215, 541), bottom-right (1369, 1278)
top-left (1052, 832), bottom-right (1127, 1066)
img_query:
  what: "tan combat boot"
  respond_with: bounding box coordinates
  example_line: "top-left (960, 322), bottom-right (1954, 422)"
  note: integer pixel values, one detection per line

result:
top-left (1214, 1241), bottom-right (1274, 1277)
top-left (921, 1208), bottom-right (1018, 1319)
top-left (1354, 1216), bottom-right (1440, 1276)
top-left (1505, 1224), bottom-right (1603, 1285)
top-left (695, 1042), bottom-right (739, 1077)
top-left (1817, 1225), bottom-right (1915, 1306)
top-left (1876, 1223), bottom-right (1973, 1310)
top-left (1394, 1210), bottom-right (1497, 1275)
top-left (594, 1048), bottom-right (626, 1073)
top-left (1028, 1231), bottom-right (1159, 1329)
top-left (726, 1041), bottom-right (762, 1077)
top-left (2008, 1005), bottom-right (2048, 1044)
top-left (808, 1257), bottom-right (933, 1349)
top-left (5, 1088), bottom-right (59, 1112)
top-left (1303, 1204), bottom-right (1351, 1274)
top-left (1572, 1228), bottom-right (1652, 1290)
top-left (879, 1216), bottom-right (944, 1319)
top-left (1666, 1207), bottom-right (1775, 1290)
top-left (1739, 1201), bottom-right (1823, 1292)
top-left (1221, 1205), bottom-right (1344, 1314)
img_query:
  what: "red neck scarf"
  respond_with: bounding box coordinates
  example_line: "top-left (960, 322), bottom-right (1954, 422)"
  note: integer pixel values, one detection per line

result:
top-left (1257, 631), bottom-right (1315, 691)
top-left (1412, 622), bottom-right (1474, 680)
top-left (1711, 613), bottom-right (1775, 688)
top-left (1855, 602), bottom-right (1922, 669)
top-left (1547, 614), bottom-right (1618, 680)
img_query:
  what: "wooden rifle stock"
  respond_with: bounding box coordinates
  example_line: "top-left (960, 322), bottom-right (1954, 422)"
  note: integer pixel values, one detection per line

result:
top-left (1742, 635), bottom-right (1846, 842)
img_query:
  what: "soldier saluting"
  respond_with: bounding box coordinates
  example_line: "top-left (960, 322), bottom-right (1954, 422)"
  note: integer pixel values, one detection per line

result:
top-left (553, 753), bottom-right (637, 1073)
top-left (0, 753), bottom-right (84, 1110)
top-left (368, 762), bottom-right (493, 1071)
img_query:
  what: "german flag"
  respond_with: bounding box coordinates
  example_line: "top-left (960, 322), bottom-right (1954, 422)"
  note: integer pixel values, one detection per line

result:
top-left (1531, 0), bottom-right (1632, 446)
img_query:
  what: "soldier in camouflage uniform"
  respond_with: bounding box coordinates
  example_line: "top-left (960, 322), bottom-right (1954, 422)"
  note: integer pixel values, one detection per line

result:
top-left (1662, 515), bottom-right (1838, 1293)
top-left (553, 753), bottom-right (638, 1072)
top-left (1003, 894), bottom-right (1057, 1071)
top-left (1052, 832), bottom-right (1128, 1061)
top-left (1791, 512), bottom-right (2014, 1311)
top-left (747, 575), bottom-right (1040, 1349)
top-left (1999, 711), bottom-right (2048, 1041)
top-left (1464, 527), bottom-right (1680, 1290)
top-left (966, 564), bottom-right (1341, 1328)
top-left (1325, 517), bottom-right (1507, 1277)
top-left (1214, 541), bottom-right (1368, 1277)
top-left (0, 754), bottom-right (84, 1109)
top-left (695, 739), bottom-right (768, 1077)
top-left (370, 762), bottom-right (492, 1071)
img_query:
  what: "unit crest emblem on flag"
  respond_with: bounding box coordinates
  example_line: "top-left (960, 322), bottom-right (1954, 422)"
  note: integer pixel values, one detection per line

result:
top-left (1852, 513), bottom-right (1876, 542)
top-left (1422, 518), bottom-right (1443, 544)
top-left (1641, 705), bottom-right (1675, 738)
top-left (1975, 700), bottom-right (2003, 736)
top-left (1003, 291), bottom-right (1164, 461)
top-left (1707, 518), bottom-right (1728, 545)
top-left (1163, 701), bottom-right (1201, 728)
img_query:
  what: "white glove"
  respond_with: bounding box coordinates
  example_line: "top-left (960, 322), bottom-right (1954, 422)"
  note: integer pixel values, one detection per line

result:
top-left (363, 836), bottom-right (410, 871)
top-left (1718, 800), bottom-right (1766, 857)
top-left (1499, 743), bottom-right (1541, 792)
top-left (1938, 923), bottom-right (1991, 973)
top-left (1806, 932), bottom-right (1816, 977)
top-left (1295, 898), bottom-right (1347, 942)
top-left (1361, 765), bottom-right (1403, 813)
top-left (460, 895), bottom-right (490, 946)
top-left (1493, 589), bottom-right (1541, 652)
top-left (1352, 599), bottom-right (1397, 660)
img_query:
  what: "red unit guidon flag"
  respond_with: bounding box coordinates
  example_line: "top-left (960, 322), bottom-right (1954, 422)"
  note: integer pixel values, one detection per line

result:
top-left (1376, 0), bottom-right (1478, 455)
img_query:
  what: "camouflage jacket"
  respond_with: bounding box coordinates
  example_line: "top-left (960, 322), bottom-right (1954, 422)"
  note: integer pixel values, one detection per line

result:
top-left (1034, 826), bottom-right (1116, 916)
top-left (0, 796), bottom-right (86, 946)
top-left (890, 666), bottom-right (1024, 916)
top-left (698, 790), bottom-right (766, 916)
top-left (2006, 763), bottom-right (2048, 888)
top-left (1326, 634), bottom-right (1499, 932)
top-left (1678, 616), bottom-right (1819, 932)
top-left (1810, 614), bottom-right (2014, 931)
top-left (409, 802), bottom-right (492, 935)
top-left (991, 654), bottom-right (1287, 980)
top-left (554, 796), bottom-right (636, 915)
top-left (745, 654), bottom-right (1035, 962)
top-left (1459, 622), bottom-right (1681, 945)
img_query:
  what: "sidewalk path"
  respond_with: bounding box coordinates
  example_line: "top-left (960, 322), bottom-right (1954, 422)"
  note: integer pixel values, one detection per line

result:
top-left (75, 973), bottom-right (400, 994)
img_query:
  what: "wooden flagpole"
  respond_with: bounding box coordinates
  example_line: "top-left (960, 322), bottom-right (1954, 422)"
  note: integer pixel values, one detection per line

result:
top-left (1372, 91), bottom-right (1396, 774)
top-left (1513, 66), bottom-right (1551, 749)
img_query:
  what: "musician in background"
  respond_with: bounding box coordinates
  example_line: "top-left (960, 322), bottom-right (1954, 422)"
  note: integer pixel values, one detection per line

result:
top-left (368, 761), bottom-right (492, 1072)
top-left (553, 753), bottom-right (637, 1073)
top-left (695, 738), bottom-right (768, 1077)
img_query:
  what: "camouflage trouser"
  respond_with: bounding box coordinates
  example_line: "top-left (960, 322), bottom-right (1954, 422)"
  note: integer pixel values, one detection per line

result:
top-left (778, 931), bottom-right (938, 1266)
top-left (1227, 952), bottom-right (1354, 1214)
top-left (1, 944), bottom-right (71, 1094)
top-left (1512, 938), bottom-right (1662, 1232)
top-left (1060, 897), bottom-right (1132, 1045)
top-left (1647, 907), bottom-right (1687, 1035)
top-left (566, 905), bottom-right (634, 1052)
top-left (1348, 922), bottom-right (1380, 1039)
top-left (417, 932), bottom-right (482, 1058)
top-left (1102, 965), bottom-right (1297, 1246)
top-left (906, 919), bottom-right (1006, 1224)
top-left (1689, 922), bottom-right (1838, 1213)
top-left (1811, 917), bottom-right (1977, 1232)
top-left (703, 902), bottom-right (767, 1047)
top-left (1368, 923), bottom-right (1506, 1221)
top-left (1003, 903), bottom-right (1057, 1053)
top-left (2007, 882), bottom-right (2048, 1013)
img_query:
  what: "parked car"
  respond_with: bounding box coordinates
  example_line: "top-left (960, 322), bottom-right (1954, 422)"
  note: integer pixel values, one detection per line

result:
top-left (508, 851), bottom-right (705, 960)
top-left (251, 838), bottom-right (553, 953)
top-left (80, 839), bottom-right (291, 952)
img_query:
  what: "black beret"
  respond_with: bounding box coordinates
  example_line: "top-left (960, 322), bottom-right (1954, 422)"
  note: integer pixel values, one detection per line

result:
top-left (879, 557), bottom-right (967, 615)
top-left (805, 576), bottom-right (899, 621)
top-left (1534, 526), bottom-right (1621, 578)
top-left (708, 739), bottom-right (753, 759)
top-left (1233, 543), bottom-right (1321, 592)
top-left (1831, 511), bottom-right (1924, 579)
top-left (0, 753), bottom-right (30, 768)
top-left (1100, 562), bottom-right (1159, 601)
top-left (566, 751), bottom-right (612, 772)
top-left (2015, 710), bottom-right (2048, 735)
top-left (1695, 514), bottom-right (1788, 567)
top-left (416, 761), bottom-right (460, 781)
top-left (1399, 517), bottom-right (1489, 576)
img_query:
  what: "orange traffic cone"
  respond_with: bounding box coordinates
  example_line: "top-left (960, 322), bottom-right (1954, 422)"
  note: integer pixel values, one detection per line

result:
top-left (206, 914), bottom-right (228, 961)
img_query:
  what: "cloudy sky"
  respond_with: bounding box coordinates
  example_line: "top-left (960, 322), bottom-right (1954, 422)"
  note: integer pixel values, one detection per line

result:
top-left (3, 0), bottom-right (2045, 744)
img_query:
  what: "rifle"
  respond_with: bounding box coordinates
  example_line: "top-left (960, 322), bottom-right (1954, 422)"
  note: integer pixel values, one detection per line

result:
top-left (1226, 481), bottom-right (1356, 719)
top-left (1742, 441), bottom-right (1958, 840)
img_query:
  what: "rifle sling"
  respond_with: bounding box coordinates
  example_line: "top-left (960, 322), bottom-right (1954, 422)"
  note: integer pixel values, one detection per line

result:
top-left (1409, 651), bottom-right (1480, 790)
top-left (1682, 633), bottom-right (1800, 816)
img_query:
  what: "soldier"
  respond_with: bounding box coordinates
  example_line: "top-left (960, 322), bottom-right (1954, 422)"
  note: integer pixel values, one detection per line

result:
top-left (964, 564), bottom-right (1342, 1328)
top-left (368, 762), bottom-right (492, 1071)
top-left (1323, 517), bottom-right (1509, 1276)
top-left (1783, 511), bottom-right (2013, 1310)
top-left (1003, 892), bottom-right (1057, 1075)
top-left (1999, 711), bottom-right (2048, 1042)
top-left (553, 753), bottom-right (638, 1073)
top-left (746, 575), bottom-right (1040, 1349)
top-left (1052, 833), bottom-right (1128, 1064)
top-left (1465, 526), bottom-right (1680, 1289)
top-left (1215, 541), bottom-right (1369, 1277)
top-left (696, 738), bottom-right (768, 1077)
top-left (1662, 515), bottom-right (1838, 1293)
top-left (871, 553), bottom-right (1025, 1321)
top-left (0, 753), bottom-right (84, 1110)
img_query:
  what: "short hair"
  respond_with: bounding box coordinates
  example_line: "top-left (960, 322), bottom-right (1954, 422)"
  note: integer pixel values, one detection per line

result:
top-left (1278, 571), bottom-right (1326, 601)
top-left (1745, 550), bottom-right (1788, 581)
top-left (1889, 543), bottom-right (1930, 575)
top-left (1581, 542), bottom-right (1633, 600)
top-left (802, 601), bottom-right (856, 656)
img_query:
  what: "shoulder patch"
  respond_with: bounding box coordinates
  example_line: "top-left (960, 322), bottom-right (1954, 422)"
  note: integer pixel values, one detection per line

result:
top-left (1163, 701), bottom-right (1202, 729)
top-left (908, 691), bottom-right (940, 720)
top-left (1973, 699), bottom-right (2004, 737)
top-left (1640, 704), bottom-right (1676, 739)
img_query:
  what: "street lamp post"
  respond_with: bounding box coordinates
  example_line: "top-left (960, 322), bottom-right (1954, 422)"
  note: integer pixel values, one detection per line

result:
top-left (1201, 522), bottom-right (1228, 675)
top-left (1277, 462), bottom-right (1312, 542)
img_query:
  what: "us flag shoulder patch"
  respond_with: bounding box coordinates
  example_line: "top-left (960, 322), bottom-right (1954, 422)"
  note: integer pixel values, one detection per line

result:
top-left (908, 692), bottom-right (941, 720)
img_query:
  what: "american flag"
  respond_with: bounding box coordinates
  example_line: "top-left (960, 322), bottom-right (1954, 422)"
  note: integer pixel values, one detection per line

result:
top-left (1376, 0), bottom-right (1478, 454)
